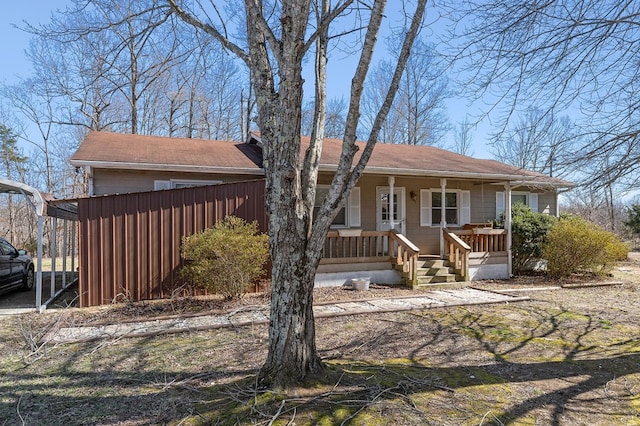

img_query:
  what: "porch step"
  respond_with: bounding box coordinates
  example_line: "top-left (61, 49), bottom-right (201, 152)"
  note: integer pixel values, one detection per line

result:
top-left (415, 256), bottom-right (445, 269)
top-left (414, 281), bottom-right (468, 290)
top-left (416, 273), bottom-right (462, 284)
top-left (416, 266), bottom-right (455, 276)
top-left (395, 258), bottom-right (450, 272)
top-left (397, 256), bottom-right (469, 289)
top-left (396, 263), bottom-right (457, 277)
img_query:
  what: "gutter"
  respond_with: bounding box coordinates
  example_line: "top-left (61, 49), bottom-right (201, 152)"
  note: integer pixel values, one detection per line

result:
top-left (70, 161), bottom-right (573, 189)
top-left (318, 165), bottom-right (574, 188)
top-left (70, 160), bottom-right (265, 176)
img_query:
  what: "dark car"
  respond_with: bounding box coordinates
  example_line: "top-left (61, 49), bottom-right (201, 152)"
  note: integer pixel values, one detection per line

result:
top-left (0, 238), bottom-right (34, 296)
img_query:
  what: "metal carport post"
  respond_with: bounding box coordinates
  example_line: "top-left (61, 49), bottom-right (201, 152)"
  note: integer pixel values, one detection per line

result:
top-left (0, 178), bottom-right (46, 311)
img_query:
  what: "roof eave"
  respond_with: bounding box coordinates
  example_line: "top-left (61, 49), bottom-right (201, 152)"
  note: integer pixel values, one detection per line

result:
top-left (70, 160), bottom-right (265, 176)
top-left (71, 160), bottom-right (573, 189)
top-left (318, 165), bottom-right (574, 188)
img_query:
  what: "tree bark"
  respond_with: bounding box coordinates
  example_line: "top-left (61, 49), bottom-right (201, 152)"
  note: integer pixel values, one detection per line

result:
top-left (168, 0), bottom-right (428, 389)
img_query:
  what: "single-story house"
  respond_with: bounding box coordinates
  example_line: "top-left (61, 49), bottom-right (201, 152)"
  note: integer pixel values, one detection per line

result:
top-left (71, 131), bottom-right (573, 290)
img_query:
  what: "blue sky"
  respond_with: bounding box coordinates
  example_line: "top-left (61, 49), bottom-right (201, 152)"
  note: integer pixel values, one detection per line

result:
top-left (0, 1), bottom-right (71, 84)
top-left (0, 1), bottom-right (493, 158)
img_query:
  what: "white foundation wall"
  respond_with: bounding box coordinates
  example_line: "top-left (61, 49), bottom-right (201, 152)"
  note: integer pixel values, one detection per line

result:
top-left (314, 269), bottom-right (403, 288)
top-left (313, 260), bottom-right (511, 287)
top-left (469, 264), bottom-right (510, 280)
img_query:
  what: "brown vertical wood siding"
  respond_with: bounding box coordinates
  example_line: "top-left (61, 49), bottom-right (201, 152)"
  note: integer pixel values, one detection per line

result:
top-left (77, 180), bottom-right (267, 307)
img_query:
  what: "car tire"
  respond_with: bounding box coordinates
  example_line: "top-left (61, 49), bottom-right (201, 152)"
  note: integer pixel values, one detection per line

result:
top-left (21, 267), bottom-right (35, 291)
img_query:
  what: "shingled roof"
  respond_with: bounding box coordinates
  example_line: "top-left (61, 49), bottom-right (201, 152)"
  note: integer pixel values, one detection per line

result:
top-left (71, 131), bottom-right (573, 188)
top-left (71, 131), bottom-right (264, 174)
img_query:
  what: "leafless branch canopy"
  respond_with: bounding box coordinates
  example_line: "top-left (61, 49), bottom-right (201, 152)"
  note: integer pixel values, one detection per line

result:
top-left (451, 0), bottom-right (640, 190)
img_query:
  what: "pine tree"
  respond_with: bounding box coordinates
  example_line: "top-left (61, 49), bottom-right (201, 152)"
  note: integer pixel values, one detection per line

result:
top-left (0, 125), bottom-right (27, 242)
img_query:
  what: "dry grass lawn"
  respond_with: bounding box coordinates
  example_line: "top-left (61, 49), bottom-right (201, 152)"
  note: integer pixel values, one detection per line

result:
top-left (1, 256), bottom-right (640, 425)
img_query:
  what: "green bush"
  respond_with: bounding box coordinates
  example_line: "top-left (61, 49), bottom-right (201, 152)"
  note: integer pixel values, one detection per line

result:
top-left (496, 203), bottom-right (556, 274)
top-left (181, 216), bottom-right (269, 300)
top-left (543, 215), bottom-right (629, 278)
top-left (623, 204), bottom-right (640, 248)
top-left (624, 204), bottom-right (640, 236)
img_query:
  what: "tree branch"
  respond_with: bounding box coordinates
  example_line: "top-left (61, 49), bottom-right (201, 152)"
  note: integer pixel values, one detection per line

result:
top-left (166, 0), bottom-right (250, 64)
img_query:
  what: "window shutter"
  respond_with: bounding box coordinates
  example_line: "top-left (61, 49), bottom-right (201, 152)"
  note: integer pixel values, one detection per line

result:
top-left (460, 190), bottom-right (471, 225)
top-left (348, 187), bottom-right (361, 227)
top-left (529, 192), bottom-right (538, 212)
top-left (420, 189), bottom-right (431, 226)
top-left (154, 180), bottom-right (171, 190)
top-left (496, 191), bottom-right (505, 220)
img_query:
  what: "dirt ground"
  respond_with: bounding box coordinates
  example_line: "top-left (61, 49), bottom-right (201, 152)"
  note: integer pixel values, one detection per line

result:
top-left (1, 256), bottom-right (640, 424)
top-left (0, 273), bottom-right (79, 311)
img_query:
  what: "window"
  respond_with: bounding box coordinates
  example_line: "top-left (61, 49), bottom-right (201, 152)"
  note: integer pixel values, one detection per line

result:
top-left (170, 179), bottom-right (222, 189)
top-left (421, 189), bottom-right (470, 227)
top-left (314, 186), bottom-right (360, 228)
top-left (379, 192), bottom-right (400, 222)
top-left (511, 193), bottom-right (528, 206)
top-left (432, 192), bottom-right (458, 225)
top-left (315, 186), bottom-right (346, 226)
top-left (495, 191), bottom-right (539, 219)
top-left (154, 179), bottom-right (222, 190)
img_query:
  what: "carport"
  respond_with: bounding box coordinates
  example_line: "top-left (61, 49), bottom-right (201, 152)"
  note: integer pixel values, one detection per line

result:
top-left (0, 178), bottom-right (78, 312)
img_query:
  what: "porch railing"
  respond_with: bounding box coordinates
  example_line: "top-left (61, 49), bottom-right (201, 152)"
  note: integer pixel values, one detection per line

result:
top-left (453, 229), bottom-right (507, 252)
top-left (322, 229), bottom-right (420, 284)
top-left (322, 230), bottom-right (391, 264)
top-left (389, 230), bottom-right (420, 285)
top-left (443, 228), bottom-right (471, 280)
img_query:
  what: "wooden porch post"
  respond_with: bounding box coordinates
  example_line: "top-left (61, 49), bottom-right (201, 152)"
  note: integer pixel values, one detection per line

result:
top-left (388, 176), bottom-right (395, 231)
top-left (439, 178), bottom-right (446, 257)
top-left (505, 182), bottom-right (512, 276)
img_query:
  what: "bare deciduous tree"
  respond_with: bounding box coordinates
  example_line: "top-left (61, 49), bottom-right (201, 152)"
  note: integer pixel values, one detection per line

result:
top-left (301, 97), bottom-right (347, 139)
top-left (489, 108), bottom-right (575, 179)
top-left (362, 37), bottom-right (449, 145)
top-left (451, 116), bottom-right (474, 156)
top-left (562, 184), bottom-right (628, 233)
top-left (168, 0), bottom-right (428, 388)
top-left (2, 81), bottom-right (58, 194)
top-left (0, 125), bottom-right (27, 242)
top-left (24, 0), bottom-right (245, 140)
top-left (453, 0), bottom-right (640, 189)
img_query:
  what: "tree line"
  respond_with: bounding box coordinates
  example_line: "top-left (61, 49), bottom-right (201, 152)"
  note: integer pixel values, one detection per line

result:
top-left (1, 0), bottom-right (454, 248)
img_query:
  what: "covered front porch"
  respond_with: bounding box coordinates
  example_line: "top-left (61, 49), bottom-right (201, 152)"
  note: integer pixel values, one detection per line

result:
top-left (316, 226), bottom-right (509, 288)
top-left (315, 175), bottom-right (521, 288)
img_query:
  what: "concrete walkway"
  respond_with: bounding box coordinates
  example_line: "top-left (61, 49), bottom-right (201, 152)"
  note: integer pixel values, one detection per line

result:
top-left (45, 288), bottom-right (529, 344)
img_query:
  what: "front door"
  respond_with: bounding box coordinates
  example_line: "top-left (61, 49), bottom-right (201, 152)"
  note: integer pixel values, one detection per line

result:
top-left (376, 187), bottom-right (406, 234)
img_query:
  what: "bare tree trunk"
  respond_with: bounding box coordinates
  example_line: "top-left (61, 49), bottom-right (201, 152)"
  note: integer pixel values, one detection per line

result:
top-left (607, 183), bottom-right (615, 232)
top-left (128, 20), bottom-right (139, 135)
top-left (169, 0), bottom-right (427, 389)
top-left (260, 232), bottom-right (323, 384)
top-left (258, 0), bottom-right (331, 385)
top-left (5, 159), bottom-right (14, 242)
top-left (240, 88), bottom-right (246, 141)
top-left (252, 0), bottom-right (318, 386)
